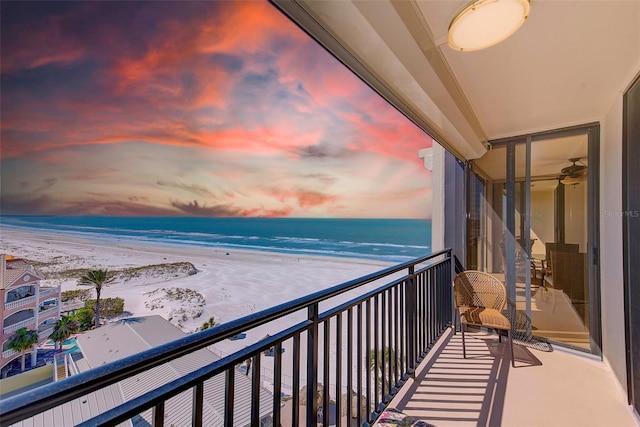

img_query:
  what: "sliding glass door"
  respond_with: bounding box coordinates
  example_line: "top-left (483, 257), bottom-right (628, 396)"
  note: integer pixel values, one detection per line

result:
top-left (467, 125), bottom-right (601, 354)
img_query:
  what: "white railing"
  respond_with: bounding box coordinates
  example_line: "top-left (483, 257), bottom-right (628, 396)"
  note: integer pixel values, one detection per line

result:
top-left (66, 353), bottom-right (79, 377)
top-left (3, 318), bottom-right (36, 335)
top-left (2, 349), bottom-right (18, 359)
top-left (4, 295), bottom-right (36, 311)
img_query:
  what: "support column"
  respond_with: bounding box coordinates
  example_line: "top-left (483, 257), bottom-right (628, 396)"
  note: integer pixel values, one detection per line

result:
top-left (420, 142), bottom-right (466, 266)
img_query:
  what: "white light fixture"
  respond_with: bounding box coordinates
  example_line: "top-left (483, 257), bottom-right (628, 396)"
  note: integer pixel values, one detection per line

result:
top-left (448, 0), bottom-right (530, 52)
top-left (560, 175), bottom-right (586, 186)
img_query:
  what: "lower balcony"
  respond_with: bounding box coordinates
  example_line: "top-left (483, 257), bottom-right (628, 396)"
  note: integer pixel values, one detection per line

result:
top-left (3, 317), bottom-right (35, 335)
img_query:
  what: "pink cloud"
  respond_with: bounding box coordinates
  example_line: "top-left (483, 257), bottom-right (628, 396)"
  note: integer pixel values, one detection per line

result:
top-left (1, 1), bottom-right (432, 218)
top-left (1, 14), bottom-right (87, 73)
top-left (268, 187), bottom-right (339, 209)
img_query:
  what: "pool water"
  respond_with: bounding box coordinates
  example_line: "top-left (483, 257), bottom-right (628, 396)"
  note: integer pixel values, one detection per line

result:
top-left (45, 338), bottom-right (77, 347)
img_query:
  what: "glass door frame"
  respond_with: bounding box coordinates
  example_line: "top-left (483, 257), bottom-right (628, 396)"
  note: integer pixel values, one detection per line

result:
top-left (471, 123), bottom-right (602, 355)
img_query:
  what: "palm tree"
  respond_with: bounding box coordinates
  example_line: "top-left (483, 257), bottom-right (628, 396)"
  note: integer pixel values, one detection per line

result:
top-left (7, 327), bottom-right (39, 372)
top-left (369, 347), bottom-right (396, 399)
top-left (49, 316), bottom-right (79, 350)
top-left (78, 269), bottom-right (115, 328)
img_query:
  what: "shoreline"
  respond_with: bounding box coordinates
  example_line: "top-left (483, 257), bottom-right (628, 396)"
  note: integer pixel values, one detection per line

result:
top-left (0, 223), bottom-right (413, 265)
top-left (1, 227), bottom-right (395, 333)
top-left (1, 226), bottom-right (411, 401)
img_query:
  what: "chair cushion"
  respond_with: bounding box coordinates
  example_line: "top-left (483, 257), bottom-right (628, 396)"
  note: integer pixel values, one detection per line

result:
top-left (373, 408), bottom-right (435, 426)
top-left (459, 306), bottom-right (511, 330)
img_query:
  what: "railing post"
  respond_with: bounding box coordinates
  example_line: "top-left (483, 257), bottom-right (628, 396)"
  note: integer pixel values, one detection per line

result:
top-left (251, 354), bottom-right (261, 426)
top-left (292, 334), bottom-right (300, 427)
top-left (273, 343), bottom-right (283, 427)
top-left (407, 265), bottom-right (416, 378)
top-left (152, 401), bottom-right (164, 427)
top-left (449, 250), bottom-right (455, 328)
top-left (192, 382), bottom-right (203, 427)
top-left (306, 302), bottom-right (319, 425)
top-left (224, 367), bottom-right (234, 427)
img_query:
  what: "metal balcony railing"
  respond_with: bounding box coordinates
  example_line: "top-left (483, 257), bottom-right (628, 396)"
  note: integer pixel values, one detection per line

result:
top-left (0, 250), bottom-right (453, 427)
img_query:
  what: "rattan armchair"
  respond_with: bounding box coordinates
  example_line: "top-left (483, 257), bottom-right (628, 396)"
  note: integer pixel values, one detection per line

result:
top-left (454, 271), bottom-right (515, 367)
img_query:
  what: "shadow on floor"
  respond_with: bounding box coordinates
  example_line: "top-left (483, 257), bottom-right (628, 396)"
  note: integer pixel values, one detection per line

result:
top-left (390, 330), bottom-right (541, 426)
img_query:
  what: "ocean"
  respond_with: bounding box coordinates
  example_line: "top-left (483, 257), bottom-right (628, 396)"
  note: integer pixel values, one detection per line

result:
top-left (0, 216), bottom-right (431, 263)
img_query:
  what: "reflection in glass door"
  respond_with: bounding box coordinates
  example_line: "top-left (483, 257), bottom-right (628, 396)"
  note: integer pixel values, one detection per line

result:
top-left (468, 128), bottom-right (599, 353)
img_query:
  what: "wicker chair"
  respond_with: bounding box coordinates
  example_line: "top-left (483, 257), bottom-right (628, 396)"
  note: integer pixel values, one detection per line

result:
top-left (454, 271), bottom-right (515, 367)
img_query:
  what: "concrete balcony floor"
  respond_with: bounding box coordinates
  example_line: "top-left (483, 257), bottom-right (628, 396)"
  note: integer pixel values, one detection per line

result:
top-left (388, 329), bottom-right (639, 427)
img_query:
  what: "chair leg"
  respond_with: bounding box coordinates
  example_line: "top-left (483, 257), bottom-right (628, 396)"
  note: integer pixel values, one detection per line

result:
top-left (461, 323), bottom-right (466, 358)
top-left (508, 328), bottom-right (515, 367)
top-left (453, 311), bottom-right (457, 335)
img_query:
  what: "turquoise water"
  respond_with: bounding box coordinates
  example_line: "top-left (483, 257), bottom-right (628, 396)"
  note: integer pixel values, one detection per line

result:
top-left (45, 338), bottom-right (79, 353)
top-left (1, 216), bottom-right (432, 262)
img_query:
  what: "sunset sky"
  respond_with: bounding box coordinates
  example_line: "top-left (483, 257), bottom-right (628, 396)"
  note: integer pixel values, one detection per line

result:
top-left (0, 0), bottom-right (433, 219)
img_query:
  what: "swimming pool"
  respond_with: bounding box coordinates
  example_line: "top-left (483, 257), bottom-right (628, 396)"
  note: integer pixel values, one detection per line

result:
top-left (44, 337), bottom-right (80, 354)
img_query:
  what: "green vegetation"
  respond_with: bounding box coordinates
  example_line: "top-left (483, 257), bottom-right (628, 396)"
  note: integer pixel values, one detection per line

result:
top-left (370, 347), bottom-right (397, 398)
top-left (49, 316), bottom-right (80, 349)
top-left (70, 308), bottom-right (95, 330)
top-left (7, 327), bottom-right (39, 372)
top-left (61, 289), bottom-right (92, 302)
top-left (37, 262), bottom-right (198, 281)
top-left (85, 297), bottom-right (125, 318)
top-left (200, 317), bottom-right (217, 331)
top-left (115, 262), bottom-right (198, 281)
top-left (78, 269), bottom-right (115, 328)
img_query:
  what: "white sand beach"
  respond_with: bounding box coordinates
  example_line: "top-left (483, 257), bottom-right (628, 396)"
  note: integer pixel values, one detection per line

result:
top-left (1, 227), bottom-right (395, 354)
top-left (1, 226), bottom-right (410, 424)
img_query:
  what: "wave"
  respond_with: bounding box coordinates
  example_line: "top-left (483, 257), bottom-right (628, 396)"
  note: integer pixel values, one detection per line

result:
top-left (0, 216), bottom-right (432, 262)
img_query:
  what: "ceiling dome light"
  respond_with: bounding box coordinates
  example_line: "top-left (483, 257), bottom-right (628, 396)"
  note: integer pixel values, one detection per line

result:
top-left (448, 0), bottom-right (530, 51)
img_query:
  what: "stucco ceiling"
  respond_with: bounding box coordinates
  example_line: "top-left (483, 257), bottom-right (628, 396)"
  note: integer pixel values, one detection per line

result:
top-left (274, 0), bottom-right (640, 160)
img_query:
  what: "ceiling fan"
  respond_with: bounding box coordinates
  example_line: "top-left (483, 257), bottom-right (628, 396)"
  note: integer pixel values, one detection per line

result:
top-left (560, 158), bottom-right (587, 185)
top-left (561, 158), bottom-right (588, 176)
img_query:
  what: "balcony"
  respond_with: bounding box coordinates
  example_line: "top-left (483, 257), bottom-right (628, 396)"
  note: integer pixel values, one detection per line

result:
top-left (0, 250), bottom-right (635, 426)
top-left (383, 329), bottom-right (636, 426)
top-left (3, 287), bottom-right (58, 312)
top-left (4, 296), bottom-right (36, 312)
top-left (38, 306), bottom-right (58, 320)
top-left (1, 349), bottom-right (18, 359)
top-left (3, 317), bottom-right (36, 335)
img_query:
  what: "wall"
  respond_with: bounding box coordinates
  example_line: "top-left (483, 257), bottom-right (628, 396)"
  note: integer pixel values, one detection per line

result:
top-left (600, 73), bottom-right (634, 396)
top-left (445, 149), bottom-right (466, 264)
top-left (0, 364), bottom-right (53, 395)
top-left (426, 145), bottom-right (445, 253)
top-left (565, 183), bottom-right (588, 252)
top-left (530, 188), bottom-right (555, 255)
top-left (427, 142), bottom-right (466, 265)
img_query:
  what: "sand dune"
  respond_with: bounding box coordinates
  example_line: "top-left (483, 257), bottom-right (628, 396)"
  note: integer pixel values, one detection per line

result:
top-left (1, 228), bottom-right (392, 334)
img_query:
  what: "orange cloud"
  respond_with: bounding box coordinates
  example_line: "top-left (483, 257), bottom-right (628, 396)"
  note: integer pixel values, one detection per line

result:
top-left (268, 188), bottom-right (339, 209)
